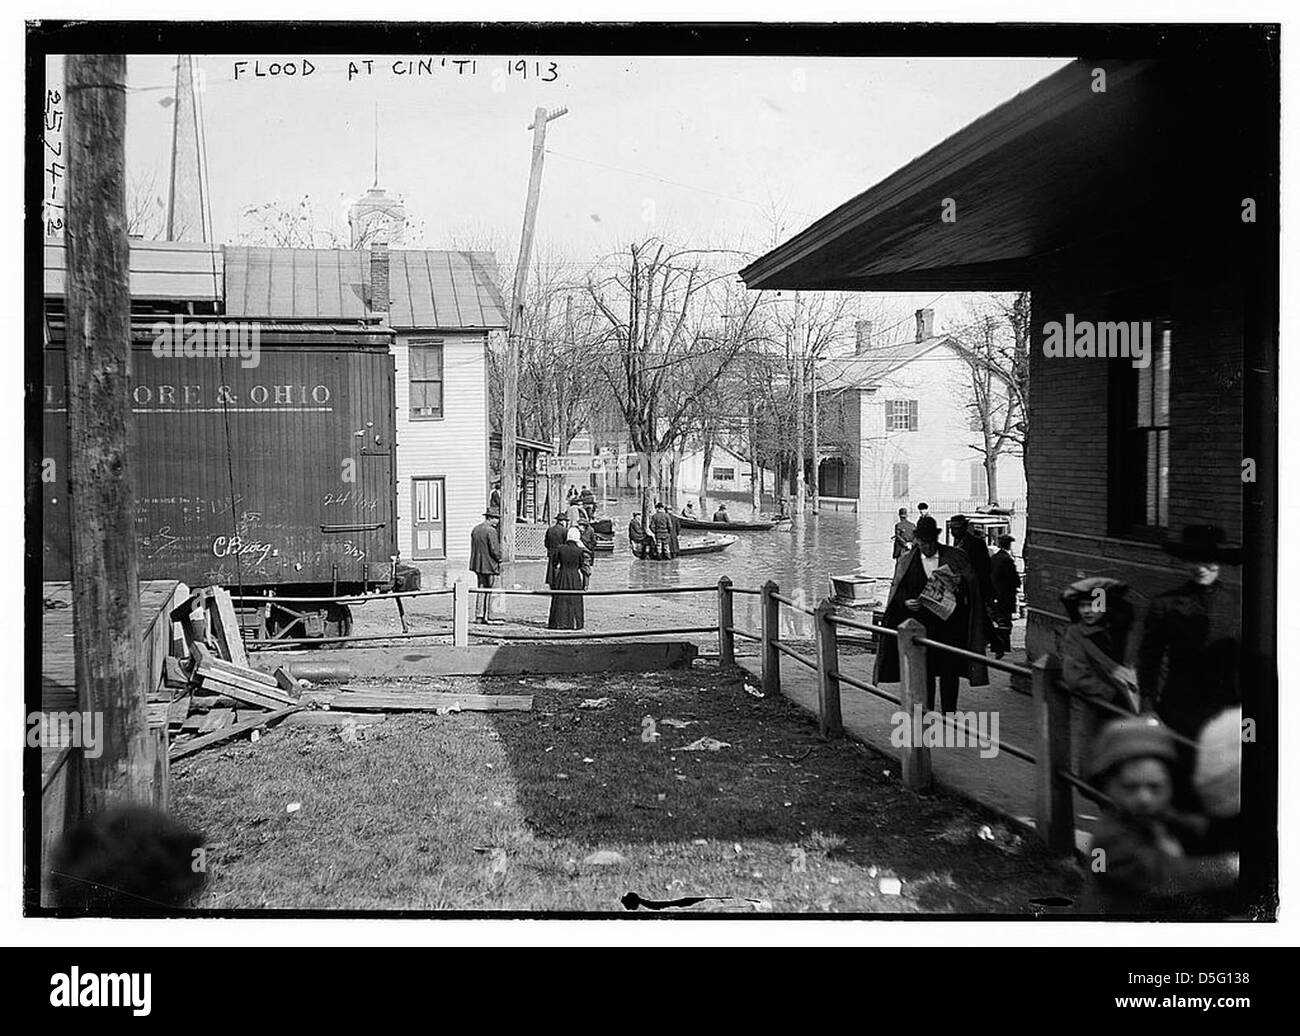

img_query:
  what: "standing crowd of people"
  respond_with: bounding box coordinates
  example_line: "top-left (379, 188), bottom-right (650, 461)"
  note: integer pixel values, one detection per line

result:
top-left (880, 507), bottom-right (1242, 913)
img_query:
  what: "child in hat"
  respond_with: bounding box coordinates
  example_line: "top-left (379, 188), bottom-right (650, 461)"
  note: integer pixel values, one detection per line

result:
top-left (1084, 716), bottom-right (1238, 915)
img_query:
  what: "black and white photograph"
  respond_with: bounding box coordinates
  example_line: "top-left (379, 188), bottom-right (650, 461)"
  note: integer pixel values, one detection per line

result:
top-left (17, 12), bottom-right (1283, 947)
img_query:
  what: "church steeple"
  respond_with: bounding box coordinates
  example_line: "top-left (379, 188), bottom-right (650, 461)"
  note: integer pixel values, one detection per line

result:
top-left (349, 105), bottom-right (405, 248)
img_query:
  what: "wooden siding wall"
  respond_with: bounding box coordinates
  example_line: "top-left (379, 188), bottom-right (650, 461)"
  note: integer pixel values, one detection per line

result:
top-left (393, 331), bottom-right (489, 569)
top-left (42, 346), bottom-right (397, 589)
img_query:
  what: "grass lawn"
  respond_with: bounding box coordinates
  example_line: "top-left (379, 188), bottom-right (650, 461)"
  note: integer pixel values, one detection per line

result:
top-left (170, 658), bottom-right (1081, 913)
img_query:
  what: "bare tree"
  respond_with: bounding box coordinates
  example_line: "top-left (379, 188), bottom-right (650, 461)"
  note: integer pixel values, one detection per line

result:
top-left (587, 238), bottom-right (760, 526)
top-left (126, 167), bottom-right (166, 240)
top-left (949, 292), bottom-right (1030, 504)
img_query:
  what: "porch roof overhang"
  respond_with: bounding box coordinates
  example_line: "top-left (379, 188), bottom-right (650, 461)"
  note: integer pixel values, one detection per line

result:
top-left (739, 58), bottom-right (1217, 293)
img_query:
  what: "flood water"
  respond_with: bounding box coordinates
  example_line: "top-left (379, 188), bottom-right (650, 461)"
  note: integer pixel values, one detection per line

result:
top-left (479, 496), bottom-right (1029, 639)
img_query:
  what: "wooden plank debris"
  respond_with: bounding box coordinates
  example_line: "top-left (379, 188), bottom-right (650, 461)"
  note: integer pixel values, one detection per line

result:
top-left (191, 643), bottom-right (280, 688)
top-left (162, 656), bottom-right (190, 688)
top-left (170, 706), bottom-right (300, 761)
top-left (198, 708), bottom-right (234, 734)
top-left (167, 696), bottom-right (190, 727)
top-left (202, 586), bottom-right (249, 668)
top-left (307, 688), bottom-right (533, 713)
top-left (193, 669), bottom-right (298, 711)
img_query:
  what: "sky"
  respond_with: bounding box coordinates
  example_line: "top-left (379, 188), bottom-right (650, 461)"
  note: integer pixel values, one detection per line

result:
top-left (45, 52), bottom-right (1072, 331)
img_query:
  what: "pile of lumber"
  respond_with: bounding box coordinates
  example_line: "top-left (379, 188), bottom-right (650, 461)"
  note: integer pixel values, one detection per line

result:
top-left (163, 586), bottom-right (306, 761)
top-left (165, 643), bottom-right (305, 762)
top-left (159, 585), bottom-right (534, 761)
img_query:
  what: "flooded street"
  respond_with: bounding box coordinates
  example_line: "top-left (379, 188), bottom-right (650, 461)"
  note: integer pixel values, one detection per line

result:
top-left (411, 497), bottom-right (1028, 639)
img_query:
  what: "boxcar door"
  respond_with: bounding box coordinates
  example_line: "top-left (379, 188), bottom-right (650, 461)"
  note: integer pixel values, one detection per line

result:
top-left (411, 477), bottom-right (446, 560)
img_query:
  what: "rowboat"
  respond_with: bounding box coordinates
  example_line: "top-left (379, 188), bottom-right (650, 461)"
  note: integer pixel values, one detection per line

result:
top-left (637, 534), bottom-right (737, 558)
top-left (676, 515), bottom-right (777, 532)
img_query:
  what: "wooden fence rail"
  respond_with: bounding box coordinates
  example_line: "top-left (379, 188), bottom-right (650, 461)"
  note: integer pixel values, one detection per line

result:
top-left (742, 581), bottom-right (1087, 857)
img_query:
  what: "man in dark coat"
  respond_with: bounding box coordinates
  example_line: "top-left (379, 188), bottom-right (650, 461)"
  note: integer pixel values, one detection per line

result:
top-left (873, 514), bottom-right (988, 712)
top-left (543, 513), bottom-right (568, 587)
top-left (469, 508), bottom-right (503, 623)
top-left (951, 515), bottom-right (997, 648)
top-left (578, 516), bottom-right (598, 585)
top-left (712, 503), bottom-right (729, 523)
top-left (1138, 525), bottom-right (1241, 740)
top-left (892, 507), bottom-right (916, 559)
top-left (988, 533), bottom-right (1021, 656)
top-left (628, 511), bottom-right (647, 558)
top-left (649, 502), bottom-right (672, 558)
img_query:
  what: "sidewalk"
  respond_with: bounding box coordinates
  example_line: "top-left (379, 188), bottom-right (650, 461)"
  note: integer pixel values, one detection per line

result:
top-left (737, 649), bottom-right (1101, 846)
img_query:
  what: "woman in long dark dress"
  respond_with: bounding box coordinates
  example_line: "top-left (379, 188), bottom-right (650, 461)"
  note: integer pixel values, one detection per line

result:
top-left (548, 528), bottom-right (590, 630)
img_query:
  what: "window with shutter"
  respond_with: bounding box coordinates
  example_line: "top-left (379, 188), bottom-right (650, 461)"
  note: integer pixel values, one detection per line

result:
top-left (885, 400), bottom-right (919, 431)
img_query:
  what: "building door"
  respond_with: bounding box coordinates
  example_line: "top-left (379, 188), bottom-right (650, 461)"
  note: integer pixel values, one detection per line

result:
top-left (411, 477), bottom-right (446, 561)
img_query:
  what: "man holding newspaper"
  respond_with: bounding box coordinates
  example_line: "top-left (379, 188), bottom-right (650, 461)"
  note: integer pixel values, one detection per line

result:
top-left (873, 514), bottom-right (990, 712)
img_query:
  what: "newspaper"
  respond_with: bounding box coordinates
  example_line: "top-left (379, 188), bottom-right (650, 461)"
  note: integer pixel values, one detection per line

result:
top-left (919, 564), bottom-right (961, 620)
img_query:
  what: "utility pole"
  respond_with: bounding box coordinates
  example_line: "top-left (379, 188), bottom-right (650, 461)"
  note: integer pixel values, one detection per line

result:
top-left (65, 54), bottom-right (151, 812)
top-left (165, 55), bottom-right (207, 241)
top-left (501, 105), bottom-right (567, 559)
top-left (811, 351), bottom-right (820, 515)
top-left (792, 291), bottom-right (806, 517)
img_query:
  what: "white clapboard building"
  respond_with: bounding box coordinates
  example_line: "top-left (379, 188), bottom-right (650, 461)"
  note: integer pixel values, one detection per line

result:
top-left (223, 244), bottom-right (508, 567)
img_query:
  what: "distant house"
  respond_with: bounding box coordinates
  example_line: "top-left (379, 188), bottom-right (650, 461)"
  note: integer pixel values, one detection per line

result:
top-left (815, 310), bottom-right (1026, 514)
top-left (677, 443), bottom-right (775, 500)
top-left (223, 244), bottom-right (508, 567)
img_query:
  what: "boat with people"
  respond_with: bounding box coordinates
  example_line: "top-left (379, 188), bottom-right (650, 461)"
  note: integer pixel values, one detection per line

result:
top-left (676, 514), bottom-right (778, 532)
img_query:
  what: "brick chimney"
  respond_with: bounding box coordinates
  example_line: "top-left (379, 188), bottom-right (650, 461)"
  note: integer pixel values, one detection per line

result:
top-left (915, 308), bottom-right (934, 343)
top-left (855, 320), bottom-right (873, 355)
top-left (370, 242), bottom-right (390, 317)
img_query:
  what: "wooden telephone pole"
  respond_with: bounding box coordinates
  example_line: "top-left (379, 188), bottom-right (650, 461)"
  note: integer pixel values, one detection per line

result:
top-left (792, 291), bottom-right (806, 517)
top-left (810, 353), bottom-right (820, 515)
top-left (501, 105), bottom-right (567, 559)
top-left (64, 54), bottom-right (151, 811)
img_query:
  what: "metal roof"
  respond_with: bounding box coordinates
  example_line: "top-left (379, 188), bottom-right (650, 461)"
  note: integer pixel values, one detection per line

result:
top-left (817, 336), bottom-right (954, 393)
top-left (43, 239), bottom-right (223, 301)
top-left (222, 247), bottom-right (508, 329)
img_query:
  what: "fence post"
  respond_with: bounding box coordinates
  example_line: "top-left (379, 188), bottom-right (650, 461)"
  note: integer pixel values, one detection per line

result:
top-left (453, 578), bottom-right (469, 647)
top-left (814, 599), bottom-right (843, 739)
top-left (1032, 652), bottom-right (1074, 856)
top-left (896, 618), bottom-right (932, 791)
top-left (760, 580), bottom-right (781, 697)
top-left (716, 576), bottom-right (735, 666)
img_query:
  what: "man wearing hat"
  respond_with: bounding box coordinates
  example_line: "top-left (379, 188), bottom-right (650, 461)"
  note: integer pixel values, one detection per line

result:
top-left (873, 513), bottom-right (989, 711)
top-left (1085, 716), bottom-right (1238, 915)
top-left (1137, 525), bottom-right (1241, 739)
top-left (988, 533), bottom-right (1021, 656)
top-left (469, 507), bottom-right (503, 623)
top-left (891, 507), bottom-right (916, 560)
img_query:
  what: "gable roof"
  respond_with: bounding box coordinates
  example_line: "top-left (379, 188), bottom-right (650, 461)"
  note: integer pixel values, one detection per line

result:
top-left (817, 335), bottom-right (955, 393)
top-left (222, 247), bottom-right (508, 329)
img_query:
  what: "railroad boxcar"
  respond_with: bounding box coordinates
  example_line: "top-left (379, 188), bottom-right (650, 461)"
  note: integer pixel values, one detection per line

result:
top-left (42, 317), bottom-right (401, 639)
